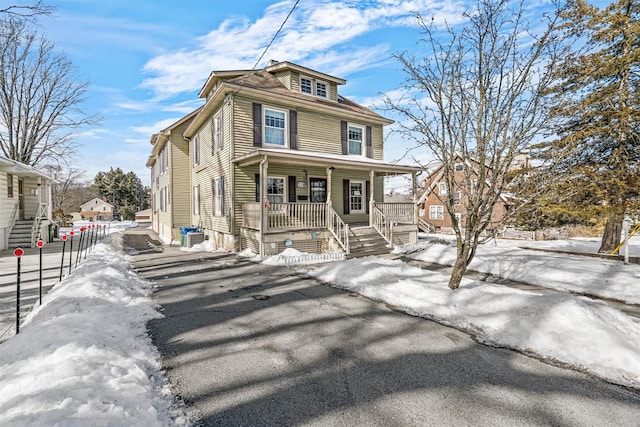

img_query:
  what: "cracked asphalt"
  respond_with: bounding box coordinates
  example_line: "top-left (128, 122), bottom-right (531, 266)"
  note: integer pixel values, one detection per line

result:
top-left (124, 229), bottom-right (640, 426)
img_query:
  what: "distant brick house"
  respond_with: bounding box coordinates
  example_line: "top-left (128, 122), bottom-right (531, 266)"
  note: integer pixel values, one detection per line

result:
top-left (418, 154), bottom-right (528, 234)
top-left (80, 198), bottom-right (114, 221)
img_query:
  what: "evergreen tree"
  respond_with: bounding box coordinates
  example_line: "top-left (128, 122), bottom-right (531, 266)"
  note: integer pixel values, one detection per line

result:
top-left (534, 0), bottom-right (640, 252)
top-left (93, 168), bottom-right (147, 220)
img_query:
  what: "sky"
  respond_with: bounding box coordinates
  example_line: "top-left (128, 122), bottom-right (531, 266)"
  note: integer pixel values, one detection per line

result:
top-left (20, 0), bottom-right (570, 190)
top-left (0, 225), bottom-right (639, 424)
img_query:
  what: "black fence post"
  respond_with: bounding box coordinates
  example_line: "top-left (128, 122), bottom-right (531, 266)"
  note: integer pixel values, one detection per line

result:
top-left (60, 235), bottom-right (67, 281)
top-left (14, 247), bottom-right (24, 334)
top-left (69, 231), bottom-right (75, 275)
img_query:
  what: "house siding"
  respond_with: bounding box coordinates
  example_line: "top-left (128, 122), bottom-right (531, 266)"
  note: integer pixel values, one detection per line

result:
top-left (0, 173), bottom-right (17, 228)
top-left (169, 125), bottom-right (191, 229)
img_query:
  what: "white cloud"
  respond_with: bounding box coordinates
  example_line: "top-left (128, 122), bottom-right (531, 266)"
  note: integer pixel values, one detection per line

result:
top-left (139, 0), bottom-right (467, 100)
top-left (131, 117), bottom-right (183, 136)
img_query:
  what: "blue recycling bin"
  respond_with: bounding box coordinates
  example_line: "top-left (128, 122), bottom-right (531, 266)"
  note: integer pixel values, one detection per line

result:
top-left (180, 226), bottom-right (199, 246)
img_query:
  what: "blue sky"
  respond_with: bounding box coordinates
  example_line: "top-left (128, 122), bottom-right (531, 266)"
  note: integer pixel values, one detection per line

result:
top-left (34, 0), bottom-right (566, 189)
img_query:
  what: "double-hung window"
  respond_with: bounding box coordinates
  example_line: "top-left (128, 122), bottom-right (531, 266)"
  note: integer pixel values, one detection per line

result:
top-left (264, 108), bottom-right (286, 146)
top-left (348, 125), bottom-right (363, 155)
top-left (192, 136), bottom-right (200, 166)
top-left (213, 177), bottom-right (224, 216)
top-left (349, 181), bottom-right (365, 213)
top-left (193, 184), bottom-right (200, 216)
top-left (315, 81), bottom-right (327, 98)
top-left (213, 112), bottom-right (223, 152)
top-left (438, 182), bottom-right (447, 195)
top-left (266, 177), bottom-right (285, 205)
top-left (7, 174), bottom-right (13, 198)
top-left (429, 205), bottom-right (444, 220)
top-left (300, 77), bottom-right (313, 94)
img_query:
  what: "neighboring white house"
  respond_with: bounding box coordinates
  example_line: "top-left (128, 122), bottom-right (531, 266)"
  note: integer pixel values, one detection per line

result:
top-left (80, 198), bottom-right (114, 221)
top-left (0, 155), bottom-right (54, 250)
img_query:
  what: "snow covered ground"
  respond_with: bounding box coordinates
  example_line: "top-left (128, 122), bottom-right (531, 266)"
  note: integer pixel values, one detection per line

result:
top-left (1, 229), bottom-right (639, 425)
top-left (0, 224), bottom-right (190, 426)
top-left (306, 234), bottom-right (640, 390)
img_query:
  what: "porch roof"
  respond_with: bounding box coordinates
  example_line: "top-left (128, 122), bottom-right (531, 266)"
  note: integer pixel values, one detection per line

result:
top-left (0, 155), bottom-right (53, 180)
top-left (232, 148), bottom-right (422, 176)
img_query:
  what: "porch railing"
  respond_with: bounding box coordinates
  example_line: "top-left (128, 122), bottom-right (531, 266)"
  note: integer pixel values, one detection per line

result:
top-left (30, 203), bottom-right (48, 247)
top-left (374, 202), bottom-right (415, 224)
top-left (328, 206), bottom-right (349, 254)
top-left (372, 206), bottom-right (394, 247)
top-left (268, 203), bottom-right (327, 230)
top-left (242, 202), bottom-right (327, 231)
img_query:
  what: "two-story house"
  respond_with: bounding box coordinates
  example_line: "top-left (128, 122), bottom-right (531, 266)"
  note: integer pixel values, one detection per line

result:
top-left (146, 109), bottom-right (199, 243)
top-left (149, 60), bottom-right (421, 257)
top-left (418, 154), bottom-right (528, 234)
top-left (80, 198), bottom-right (114, 221)
top-left (0, 155), bottom-right (53, 249)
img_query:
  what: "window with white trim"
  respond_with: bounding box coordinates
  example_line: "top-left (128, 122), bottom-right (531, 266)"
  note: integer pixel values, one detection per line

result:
top-left (316, 81), bottom-right (327, 98)
top-left (429, 205), bottom-right (444, 220)
top-left (300, 77), bottom-right (312, 94)
top-left (193, 184), bottom-right (200, 216)
top-left (192, 135), bottom-right (200, 166)
top-left (454, 212), bottom-right (463, 225)
top-left (454, 163), bottom-right (465, 172)
top-left (266, 176), bottom-right (286, 205)
top-left (213, 177), bottom-right (224, 216)
top-left (264, 108), bottom-right (286, 146)
top-left (349, 181), bottom-right (365, 214)
top-left (348, 124), bottom-right (363, 155)
top-left (438, 182), bottom-right (447, 195)
top-left (7, 174), bottom-right (13, 198)
top-left (454, 191), bottom-right (462, 204)
top-left (213, 112), bottom-right (223, 152)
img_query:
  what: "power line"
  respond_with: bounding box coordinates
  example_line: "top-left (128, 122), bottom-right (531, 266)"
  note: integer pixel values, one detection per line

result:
top-left (234, 0), bottom-right (300, 93)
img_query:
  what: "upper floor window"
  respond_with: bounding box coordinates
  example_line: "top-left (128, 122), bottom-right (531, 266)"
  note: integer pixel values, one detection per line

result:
top-left (438, 182), bottom-right (447, 195)
top-left (348, 125), bottom-right (363, 155)
top-left (300, 75), bottom-right (328, 98)
top-left (300, 77), bottom-right (312, 94)
top-left (454, 163), bottom-right (465, 172)
top-left (264, 108), bottom-right (286, 147)
top-left (213, 112), bottom-right (223, 152)
top-left (316, 81), bottom-right (327, 98)
top-left (192, 135), bottom-right (200, 166)
top-left (7, 174), bottom-right (13, 198)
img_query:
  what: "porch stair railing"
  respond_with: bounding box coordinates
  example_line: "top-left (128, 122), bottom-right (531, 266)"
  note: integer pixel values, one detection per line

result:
top-left (372, 206), bottom-right (394, 247)
top-left (328, 206), bottom-right (349, 255)
top-left (418, 217), bottom-right (436, 233)
top-left (30, 203), bottom-right (48, 247)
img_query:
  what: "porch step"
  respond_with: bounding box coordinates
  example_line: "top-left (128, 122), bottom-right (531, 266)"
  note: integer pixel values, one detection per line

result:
top-left (418, 218), bottom-right (436, 233)
top-left (8, 220), bottom-right (34, 248)
top-left (347, 226), bottom-right (392, 259)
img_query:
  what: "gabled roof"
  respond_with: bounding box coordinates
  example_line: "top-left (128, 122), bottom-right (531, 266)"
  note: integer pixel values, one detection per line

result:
top-left (185, 68), bottom-right (392, 138)
top-left (147, 107), bottom-right (201, 167)
top-left (80, 198), bottom-right (114, 209)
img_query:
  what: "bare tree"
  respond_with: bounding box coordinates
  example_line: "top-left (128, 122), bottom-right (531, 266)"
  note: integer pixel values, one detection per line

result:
top-left (0, 1), bottom-right (54, 21)
top-left (0, 18), bottom-right (98, 166)
top-left (384, 0), bottom-right (562, 289)
top-left (40, 164), bottom-right (91, 212)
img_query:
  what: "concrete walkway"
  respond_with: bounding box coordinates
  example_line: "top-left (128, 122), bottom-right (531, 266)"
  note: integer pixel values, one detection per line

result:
top-left (125, 230), bottom-right (640, 426)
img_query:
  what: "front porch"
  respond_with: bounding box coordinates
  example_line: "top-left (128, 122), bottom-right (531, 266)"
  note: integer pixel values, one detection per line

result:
top-left (241, 201), bottom-right (418, 257)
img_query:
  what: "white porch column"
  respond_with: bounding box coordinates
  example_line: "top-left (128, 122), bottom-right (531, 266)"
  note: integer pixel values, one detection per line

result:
top-left (413, 171), bottom-right (418, 224)
top-left (369, 169), bottom-right (374, 227)
top-left (326, 166), bottom-right (333, 229)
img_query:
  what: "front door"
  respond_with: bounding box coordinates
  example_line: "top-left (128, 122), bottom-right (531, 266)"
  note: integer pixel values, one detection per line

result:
top-left (18, 178), bottom-right (24, 220)
top-left (309, 178), bottom-right (327, 203)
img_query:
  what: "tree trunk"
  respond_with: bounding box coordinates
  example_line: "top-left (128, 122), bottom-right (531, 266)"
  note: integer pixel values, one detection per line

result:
top-left (448, 244), bottom-right (470, 290)
top-left (598, 207), bottom-right (624, 254)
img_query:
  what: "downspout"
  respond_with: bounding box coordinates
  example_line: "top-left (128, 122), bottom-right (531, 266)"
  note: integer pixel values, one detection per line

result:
top-left (228, 94), bottom-right (236, 247)
top-left (259, 156), bottom-right (268, 257)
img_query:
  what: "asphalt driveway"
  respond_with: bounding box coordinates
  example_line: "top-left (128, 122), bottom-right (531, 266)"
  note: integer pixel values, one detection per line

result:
top-left (125, 230), bottom-right (640, 426)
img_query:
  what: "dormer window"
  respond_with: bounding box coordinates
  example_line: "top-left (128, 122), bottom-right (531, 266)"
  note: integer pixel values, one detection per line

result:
top-left (300, 75), bottom-right (328, 98)
top-left (301, 77), bottom-right (312, 94)
top-left (316, 81), bottom-right (327, 98)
